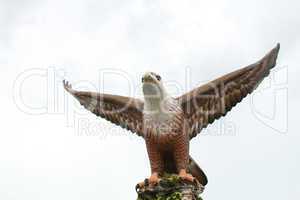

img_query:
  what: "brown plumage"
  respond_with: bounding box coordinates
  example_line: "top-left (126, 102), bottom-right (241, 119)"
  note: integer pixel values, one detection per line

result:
top-left (177, 44), bottom-right (280, 139)
top-left (64, 44), bottom-right (280, 187)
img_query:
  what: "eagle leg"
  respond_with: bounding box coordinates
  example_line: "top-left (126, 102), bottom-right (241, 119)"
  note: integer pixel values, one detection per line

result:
top-left (145, 140), bottom-right (164, 186)
top-left (173, 132), bottom-right (195, 182)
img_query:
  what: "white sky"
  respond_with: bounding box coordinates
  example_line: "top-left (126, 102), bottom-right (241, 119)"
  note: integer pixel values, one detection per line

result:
top-left (0, 0), bottom-right (299, 199)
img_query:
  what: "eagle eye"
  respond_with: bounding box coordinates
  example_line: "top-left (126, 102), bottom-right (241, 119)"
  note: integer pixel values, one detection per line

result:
top-left (155, 75), bottom-right (161, 81)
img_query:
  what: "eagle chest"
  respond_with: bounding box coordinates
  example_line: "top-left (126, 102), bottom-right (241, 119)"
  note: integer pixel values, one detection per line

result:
top-left (143, 107), bottom-right (185, 146)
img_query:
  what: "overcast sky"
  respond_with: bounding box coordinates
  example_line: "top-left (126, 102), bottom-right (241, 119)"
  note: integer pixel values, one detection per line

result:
top-left (0, 0), bottom-right (299, 199)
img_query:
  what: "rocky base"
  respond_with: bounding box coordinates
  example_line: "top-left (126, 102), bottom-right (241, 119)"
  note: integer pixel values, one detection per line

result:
top-left (136, 174), bottom-right (204, 200)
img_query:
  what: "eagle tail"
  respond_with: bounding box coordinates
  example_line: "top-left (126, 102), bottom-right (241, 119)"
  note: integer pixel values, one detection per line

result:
top-left (188, 156), bottom-right (208, 186)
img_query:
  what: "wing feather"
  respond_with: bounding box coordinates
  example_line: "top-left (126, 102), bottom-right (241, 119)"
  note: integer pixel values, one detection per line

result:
top-left (63, 81), bottom-right (144, 137)
top-left (177, 44), bottom-right (280, 139)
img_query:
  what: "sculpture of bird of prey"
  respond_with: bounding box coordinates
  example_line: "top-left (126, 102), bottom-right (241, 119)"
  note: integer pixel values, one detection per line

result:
top-left (63, 44), bottom-right (280, 187)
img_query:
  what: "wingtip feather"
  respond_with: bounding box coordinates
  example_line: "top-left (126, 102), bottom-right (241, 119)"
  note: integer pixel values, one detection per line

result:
top-left (275, 42), bottom-right (280, 56)
top-left (63, 79), bottom-right (73, 93)
top-left (271, 43), bottom-right (280, 66)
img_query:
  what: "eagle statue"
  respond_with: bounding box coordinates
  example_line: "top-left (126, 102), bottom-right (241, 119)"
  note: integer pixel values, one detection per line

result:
top-left (63, 44), bottom-right (280, 187)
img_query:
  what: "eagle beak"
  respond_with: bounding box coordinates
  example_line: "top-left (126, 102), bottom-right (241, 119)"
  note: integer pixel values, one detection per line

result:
top-left (142, 73), bottom-right (155, 83)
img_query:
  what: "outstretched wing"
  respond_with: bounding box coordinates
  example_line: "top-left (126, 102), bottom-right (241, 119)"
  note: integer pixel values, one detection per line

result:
top-left (63, 80), bottom-right (144, 137)
top-left (177, 44), bottom-right (280, 139)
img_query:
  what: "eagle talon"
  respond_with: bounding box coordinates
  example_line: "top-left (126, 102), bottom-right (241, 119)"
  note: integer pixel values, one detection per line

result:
top-left (136, 178), bottom-right (151, 191)
top-left (135, 184), bottom-right (141, 192)
top-left (148, 173), bottom-right (161, 186)
top-left (136, 180), bottom-right (147, 191)
top-left (179, 170), bottom-right (195, 183)
top-left (144, 178), bottom-right (149, 186)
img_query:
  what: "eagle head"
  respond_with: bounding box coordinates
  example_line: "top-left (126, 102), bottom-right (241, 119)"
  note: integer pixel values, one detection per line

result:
top-left (142, 72), bottom-right (161, 84)
top-left (142, 72), bottom-right (169, 103)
